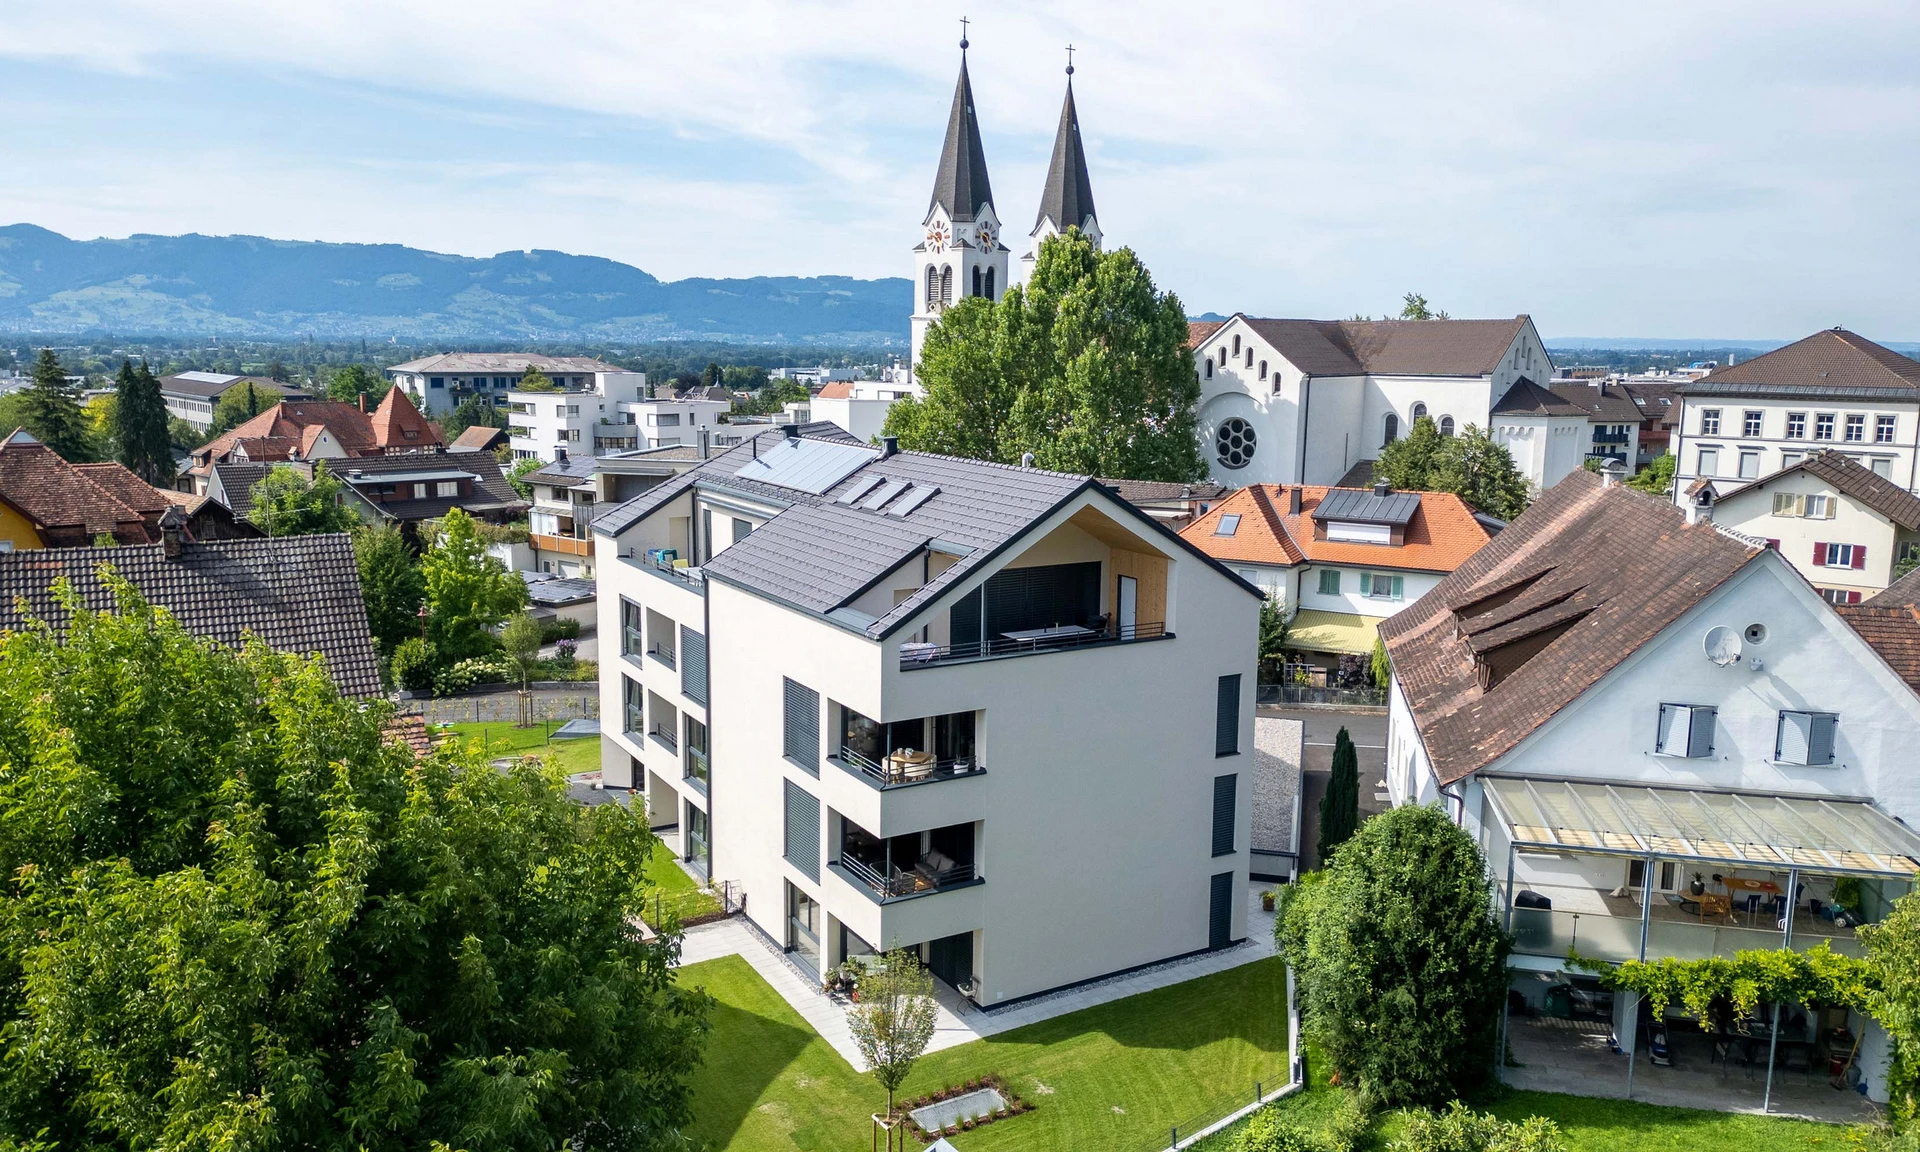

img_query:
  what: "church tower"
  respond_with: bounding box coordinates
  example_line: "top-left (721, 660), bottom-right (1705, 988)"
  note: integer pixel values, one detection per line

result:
top-left (910, 35), bottom-right (1008, 374)
top-left (1020, 54), bottom-right (1100, 286)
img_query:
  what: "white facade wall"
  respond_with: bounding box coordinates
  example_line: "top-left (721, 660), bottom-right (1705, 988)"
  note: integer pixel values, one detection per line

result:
top-left (508, 372), bottom-right (651, 462)
top-left (811, 396), bottom-right (896, 445)
top-left (1491, 414), bottom-right (1593, 492)
top-left (1713, 474), bottom-right (1917, 599)
top-left (1295, 565), bottom-right (1445, 620)
top-left (1673, 395), bottom-right (1920, 500)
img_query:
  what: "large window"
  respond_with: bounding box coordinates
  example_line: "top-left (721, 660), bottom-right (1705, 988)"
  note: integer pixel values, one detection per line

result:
top-left (1846, 414), bottom-right (1866, 443)
top-left (1700, 409), bottom-right (1721, 435)
top-left (621, 598), bottom-right (644, 658)
top-left (1696, 448), bottom-right (1719, 476)
top-left (1738, 451), bottom-right (1760, 479)
top-left (622, 676), bottom-right (643, 735)
top-left (1786, 412), bottom-right (1806, 439)
top-left (1815, 413), bottom-right (1836, 440)
top-left (1318, 569), bottom-right (1341, 596)
top-left (1742, 411), bottom-right (1763, 437)
top-left (1815, 542), bottom-right (1864, 569)
top-left (1212, 774), bottom-right (1237, 857)
top-left (1877, 415), bottom-right (1897, 444)
top-left (1215, 674), bottom-right (1241, 758)
top-left (1360, 572), bottom-right (1404, 600)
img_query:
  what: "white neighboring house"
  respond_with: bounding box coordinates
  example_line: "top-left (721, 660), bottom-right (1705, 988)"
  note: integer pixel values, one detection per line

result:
top-left (810, 380), bottom-right (923, 445)
top-left (1671, 329), bottom-right (1920, 502)
top-left (386, 353), bottom-right (625, 417)
top-left (592, 424), bottom-right (1262, 1005)
top-left (506, 373), bottom-right (728, 464)
top-left (1381, 468), bottom-right (1920, 1106)
top-left (1189, 315), bottom-right (1564, 490)
top-left (517, 444), bottom-right (710, 578)
top-left (1709, 449), bottom-right (1920, 604)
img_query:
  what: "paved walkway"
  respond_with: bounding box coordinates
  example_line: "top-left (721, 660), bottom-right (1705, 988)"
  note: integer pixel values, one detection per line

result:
top-left (678, 889), bottom-right (1280, 1071)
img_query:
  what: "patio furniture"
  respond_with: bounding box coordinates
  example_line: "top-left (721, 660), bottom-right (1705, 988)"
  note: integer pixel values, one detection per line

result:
top-left (1000, 624), bottom-right (1097, 649)
top-left (900, 641), bottom-right (940, 663)
top-left (887, 749), bottom-right (936, 781)
top-left (1676, 892), bottom-right (1733, 922)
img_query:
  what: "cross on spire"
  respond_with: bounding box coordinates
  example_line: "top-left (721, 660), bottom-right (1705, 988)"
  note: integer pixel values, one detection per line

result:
top-left (959, 16), bottom-right (969, 50)
top-left (1065, 43), bottom-right (1075, 76)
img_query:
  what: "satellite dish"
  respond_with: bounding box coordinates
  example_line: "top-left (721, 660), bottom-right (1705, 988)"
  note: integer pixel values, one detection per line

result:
top-left (1704, 626), bottom-right (1743, 667)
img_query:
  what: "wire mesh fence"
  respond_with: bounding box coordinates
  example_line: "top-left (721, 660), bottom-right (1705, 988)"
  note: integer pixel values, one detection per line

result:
top-left (420, 690), bottom-right (599, 725)
top-left (639, 879), bottom-right (741, 931)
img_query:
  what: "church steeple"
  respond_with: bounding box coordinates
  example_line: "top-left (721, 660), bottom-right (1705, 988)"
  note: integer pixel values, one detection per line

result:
top-left (911, 33), bottom-right (1008, 376)
top-left (1022, 49), bottom-right (1100, 284)
top-left (928, 47), bottom-right (995, 223)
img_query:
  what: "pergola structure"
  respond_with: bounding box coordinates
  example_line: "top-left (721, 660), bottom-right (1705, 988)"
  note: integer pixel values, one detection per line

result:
top-left (1482, 775), bottom-right (1920, 1111)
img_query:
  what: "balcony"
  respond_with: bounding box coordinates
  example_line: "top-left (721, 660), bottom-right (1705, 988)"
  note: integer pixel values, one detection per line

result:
top-left (900, 620), bottom-right (1168, 670)
top-left (532, 532), bottom-right (594, 557)
top-left (628, 550), bottom-right (704, 589)
top-left (836, 745), bottom-right (983, 789)
top-left (834, 708), bottom-right (980, 789)
top-left (833, 820), bottom-right (979, 903)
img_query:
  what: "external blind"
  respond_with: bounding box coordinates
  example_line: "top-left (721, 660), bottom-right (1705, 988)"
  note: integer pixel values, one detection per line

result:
top-left (1216, 674), bottom-right (1241, 757)
top-left (680, 626), bottom-right (708, 705)
top-left (1208, 871), bottom-right (1234, 950)
top-left (983, 562), bottom-right (1101, 636)
top-left (782, 779), bottom-right (820, 882)
top-left (1655, 703), bottom-right (1714, 758)
top-left (783, 678), bottom-right (819, 773)
top-left (1212, 774), bottom-right (1237, 857)
top-left (1778, 711), bottom-right (1838, 766)
top-left (951, 587), bottom-right (982, 652)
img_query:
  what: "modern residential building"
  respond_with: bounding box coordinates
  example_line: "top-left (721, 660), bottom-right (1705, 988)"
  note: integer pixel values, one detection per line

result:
top-left (205, 453), bottom-right (524, 536)
top-left (1189, 315), bottom-right (1568, 491)
top-left (506, 372), bottom-right (727, 463)
top-left (1671, 329), bottom-right (1920, 502)
top-left (1710, 449), bottom-right (1920, 604)
top-left (593, 424), bottom-right (1261, 1005)
top-left (158, 372), bottom-right (309, 430)
top-left (184, 391), bottom-right (444, 490)
top-left (1380, 468), bottom-right (1920, 1106)
top-left (810, 379), bottom-right (922, 445)
top-left (386, 353), bottom-right (625, 416)
top-left (1181, 482), bottom-right (1494, 664)
top-left (0, 527), bottom-right (382, 698)
top-left (516, 445), bottom-right (710, 577)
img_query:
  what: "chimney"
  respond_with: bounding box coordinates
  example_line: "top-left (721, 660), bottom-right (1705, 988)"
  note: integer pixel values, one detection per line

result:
top-left (358, 392), bottom-right (368, 413)
top-left (783, 424), bottom-right (800, 442)
top-left (1686, 487), bottom-right (1715, 526)
top-left (1288, 486), bottom-right (1302, 515)
top-left (1373, 481), bottom-right (1391, 498)
top-left (697, 427), bottom-right (711, 460)
top-left (1020, 452), bottom-right (1036, 468)
top-left (881, 435), bottom-right (899, 460)
top-left (159, 505), bottom-right (187, 560)
top-left (1599, 459), bottom-right (1626, 488)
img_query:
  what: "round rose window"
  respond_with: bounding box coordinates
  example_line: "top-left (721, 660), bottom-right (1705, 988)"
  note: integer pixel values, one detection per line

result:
top-left (1215, 417), bottom-right (1257, 469)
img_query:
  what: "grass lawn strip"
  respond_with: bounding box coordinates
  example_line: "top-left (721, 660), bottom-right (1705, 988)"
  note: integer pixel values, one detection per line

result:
top-left (678, 953), bottom-right (1290, 1152)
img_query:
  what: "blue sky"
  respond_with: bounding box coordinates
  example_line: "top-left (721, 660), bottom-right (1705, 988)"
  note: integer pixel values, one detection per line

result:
top-left (2, 1), bottom-right (1917, 340)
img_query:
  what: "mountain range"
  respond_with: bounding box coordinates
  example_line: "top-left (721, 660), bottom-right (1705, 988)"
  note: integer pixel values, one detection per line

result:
top-left (0, 225), bottom-right (913, 346)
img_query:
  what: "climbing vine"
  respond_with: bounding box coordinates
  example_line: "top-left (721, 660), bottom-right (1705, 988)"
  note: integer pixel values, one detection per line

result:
top-left (1566, 942), bottom-right (1877, 1021)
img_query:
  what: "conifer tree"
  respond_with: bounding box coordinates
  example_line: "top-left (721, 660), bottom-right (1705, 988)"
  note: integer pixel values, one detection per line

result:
top-left (1318, 726), bottom-right (1360, 863)
top-left (112, 359), bottom-right (175, 485)
top-left (21, 347), bottom-right (93, 460)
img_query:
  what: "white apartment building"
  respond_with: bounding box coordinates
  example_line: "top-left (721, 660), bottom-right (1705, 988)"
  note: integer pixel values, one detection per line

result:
top-left (516, 444), bottom-right (710, 578)
top-left (1381, 469), bottom-right (1920, 1107)
top-left (1671, 329), bottom-right (1920, 502)
top-left (386, 353), bottom-right (624, 416)
top-left (593, 424), bottom-right (1261, 1005)
top-left (1710, 450), bottom-right (1920, 604)
top-left (507, 372), bottom-right (728, 463)
top-left (811, 379), bottom-right (922, 445)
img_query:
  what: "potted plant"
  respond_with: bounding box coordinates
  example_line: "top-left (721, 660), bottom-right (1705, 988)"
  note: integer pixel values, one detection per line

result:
top-left (1689, 872), bottom-right (1705, 896)
top-left (1261, 888), bottom-right (1277, 912)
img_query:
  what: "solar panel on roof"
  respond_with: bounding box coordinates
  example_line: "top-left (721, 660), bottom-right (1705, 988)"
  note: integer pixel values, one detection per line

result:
top-left (861, 478), bottom-right (910, 510)
top-left (732, 436), bottom-right (878, 495)
top-left (888, 484), bottom-right (940, 517)
top-left (836, 474), bottom-right (885, 504)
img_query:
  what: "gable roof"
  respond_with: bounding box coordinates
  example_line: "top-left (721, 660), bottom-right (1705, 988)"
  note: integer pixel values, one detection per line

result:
top-left (335, 453), bottom-right (525, 521)
top-left (1034, 77), bottom-right (1096, 233)
top-left (1213, 316), bottom-right (1532, 378)
top-left (0, 430), bottom-right (158, 545)
top-left (73, 462), bottom-right (172, 517)
top-left (1379, 471), bottom-right (1762, 785)
top-left (1182, 483), bottom-right (1492, 574)
top-left (0, 534), bottom-right (381, 697)
top-left (1839, 601), bottom-right (1920, 696)
top-left (1097, 478), bottom-right (1229, 505)
top-left (815, 381), bottom-right (856, 399)
top-left (1186, 320), bottom-right (1224, 349)
top-left (449, 424), bottom-right (508, 452)
top-left (1717, 449), bottom-right (1920, 530)
top-left (929, 54), bottom-right (994, 223)
top-left (1493, 376), bottom-right (1588, 416)
top-left (368, 387), bottom-right (443, 450)
top-left (1548, 381), bottom-right (1644, 422)
top-left (1682, 329), bottom-right (1920, 401)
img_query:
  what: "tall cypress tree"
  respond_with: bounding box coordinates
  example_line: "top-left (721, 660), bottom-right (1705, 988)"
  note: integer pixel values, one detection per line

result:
top-left (21, 348), bottom-right (93, 461)
top-left (113, 359), bottom-right (174, 486)
top-left (1318, 725), bottom-right (1361, 863)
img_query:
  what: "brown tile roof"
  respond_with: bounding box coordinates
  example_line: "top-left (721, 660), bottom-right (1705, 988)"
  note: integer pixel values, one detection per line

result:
top-left (1868, 565), bottom-right (1920, 608)
top-left (1186, 320), bottom-right (1224, 350)
top-left (1181, 483), bottom-right (1493, 574)
top-left (1716, 449), bottom-right (1920, 531)
top-left (815, 381), bottom-right (856, 399)
top-left (231, 436), bottom-right (303, 461)
top-left (1378, 471), bottom-right (1762, 785)
top-left (383, 714), bottom-right (451, 756)
top-left (1684, 329), bottom-right (1920, 400)
top-left (369, 387), bottom-right (444, 450)
top-left (1493, 376), bottom-right (1589, 416)
top-left (450, 425), bottom-right (508, 452)
top-left (1548, 381), bottom-right (1643, 422)
top-left (1098, 478), bottom-right (1229, 505)
top-left (73, 462), bottom-right (172, 517)
top-left (1209, 316), bottom-right (1532, 378)
top-left (0, 430), bottom-right (157, 545)
top-left (1838, 601), bottom-right (1920, 694)
top-left (0, 534), bottom-right (382, 697)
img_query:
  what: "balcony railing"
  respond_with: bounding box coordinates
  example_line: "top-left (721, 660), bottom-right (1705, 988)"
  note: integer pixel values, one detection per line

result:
top-left (1510, 905), bottom-right (1864, 963)
top-left (631, 552), bottom-right (704, 588)
top-left (836, 853), bottom-right (977, 902)
top-left (531, 532), bottom-right (593, 557)
top-left (648, 643), bottom-right (677, 670)
top-left (900, 621), bottom-right (1167, 669)
top-left (648, 724), bottom-right (678, 753)
top-left (685, 744), bottom-right (709, 784)
top-left (836, 745), bottom-right (983, 789)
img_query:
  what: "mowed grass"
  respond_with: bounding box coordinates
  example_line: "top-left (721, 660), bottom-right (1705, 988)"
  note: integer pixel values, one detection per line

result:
top-left (678, 954), bottom-right (1290, 1152)
top-left (440, 721), bottom-right (601, 777)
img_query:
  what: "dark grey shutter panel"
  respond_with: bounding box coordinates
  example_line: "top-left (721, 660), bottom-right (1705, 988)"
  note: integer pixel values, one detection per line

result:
top-left (951, 587), bottom-right (982, 654)
top-left (680, 626), bottom-right (708, 705)
top-left (1208, 872), bottom-right (1233, 950)
top-left (1687, 706), bottom-right (1715, 758)
top-left (1809, 714), bottom-right (1837, 765)
top-left (782, 780), bottom-right (820, 882)
top-left (1212, 774), bottom-right (1237, 857)
top-left (783, 678), bottom-right (819, 772)
top-left (1215, 674), bottom-right (1241, 757)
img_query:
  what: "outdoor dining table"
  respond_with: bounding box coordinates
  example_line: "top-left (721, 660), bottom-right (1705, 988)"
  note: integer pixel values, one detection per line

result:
top-left (999, 624), bottom-right (1097, 649)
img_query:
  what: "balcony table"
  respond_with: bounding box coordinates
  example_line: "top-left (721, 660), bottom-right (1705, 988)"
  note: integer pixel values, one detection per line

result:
top-left (1676, 892), bottom-right (1733, 922)
top-left (1000, 624), bottom-right (1097, 648)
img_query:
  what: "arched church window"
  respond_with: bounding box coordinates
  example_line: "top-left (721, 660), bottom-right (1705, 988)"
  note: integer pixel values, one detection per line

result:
top-left (1245, 348), bottom-right (1254, 368)
top-left (939, 266), bottom-right (954, 307)
top-left (1204, 360), bottom-right (1213, 380)
top-left (1258, 360), bottom-right (1268, 381)
top-left (1232, 334), bottom-right (1241, 355)
top-left (1383, 414), bottom-right (1400, 445)
top-left (1218, 347), bottom-right (1228, 367)
top-left (972, 266), bottom-right (983, 298)
top-left (925, 267), bottom-right (939, 312)
top-left (1440, 415), bottom-right (1455, 436)
top-left (984, 268), bottom-right (995, 301)
top-left (1412, 402), bottom-right (1428, 419)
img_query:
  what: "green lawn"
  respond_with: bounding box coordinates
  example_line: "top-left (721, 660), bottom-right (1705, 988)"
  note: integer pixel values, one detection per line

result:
top-left (679, 953), bottom-right (1291, 1152)
top-left (1193, 1052), bottom-right (1848, 1152)
top-left (439, 721), bottom-right (600, 777)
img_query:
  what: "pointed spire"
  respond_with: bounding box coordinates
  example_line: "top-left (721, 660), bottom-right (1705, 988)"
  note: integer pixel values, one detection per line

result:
top-left (1035, 59), bottom-right (1096, 236)
top-left (929, 46), bottom-right (994, 223)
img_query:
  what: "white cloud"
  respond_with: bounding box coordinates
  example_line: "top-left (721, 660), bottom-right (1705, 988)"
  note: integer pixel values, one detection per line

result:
top-left (0, 0), bottom-right (1917, 336)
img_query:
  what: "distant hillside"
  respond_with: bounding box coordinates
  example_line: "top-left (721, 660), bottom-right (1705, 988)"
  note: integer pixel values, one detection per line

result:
top-left (0, 225), bottom-right (912, 346)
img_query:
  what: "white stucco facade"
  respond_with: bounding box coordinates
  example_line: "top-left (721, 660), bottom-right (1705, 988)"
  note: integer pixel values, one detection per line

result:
top-left (1672, 394), bottom-right (1920, 501)
top-left (1712, 468), bottom-right (1920, 602)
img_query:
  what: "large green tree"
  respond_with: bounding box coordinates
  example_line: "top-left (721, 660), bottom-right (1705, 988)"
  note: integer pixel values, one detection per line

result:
top-left (211, 380), bottom-right (267, 435)
top-left (0, 575), bottom-right (709, 1150)
top-left (1627, 452), bottom-right (1676, 498)
top-left (112, 359), bottom-right (175, 485)
top-left (441, 393), bottom-right (506, 440)
top-left (20, 347), bottom-right (95, 460)
top-left (354, 523), bottom-right (426, 656)
top-left (1864, 888), bottom-right (1920, 1125)
top-left (1317, 727), bottom-right (1360, 863)
top-left (248, 462), bottom-right (361, 536)
top-left (325, 363), bottom-right (389, 407)
top-left (423, 507), bottom-right (529, 662)
top-left (1374, 416), bottom-right (1529, 520)
top-left (887, 230), bottom-right (1205, 481)
top-left (1280, 804), bottom-right (1511, 1109)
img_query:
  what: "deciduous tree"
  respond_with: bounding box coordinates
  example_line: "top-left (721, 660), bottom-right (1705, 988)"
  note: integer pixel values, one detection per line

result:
top-left (354, 522), bottom-right (425, 656)
top-left (847, 948), bottom-right (939, 1132)
top-left (248, 462), bottom-right (361, 536)
top-left (210, 380), bottom-right (265, 434)
top-left (517, 365), bottom-right (559, 393)
top-left (325, 362), bottom-right (389, 406)
top-left (1627, 452), bottom-right (1676, 498)
top-left (1375, 416), bottom-right (1529, 520)
top-left (422, 507), bottom-right (528, 662)
top-left (441, 393), bottom-right (506, 440)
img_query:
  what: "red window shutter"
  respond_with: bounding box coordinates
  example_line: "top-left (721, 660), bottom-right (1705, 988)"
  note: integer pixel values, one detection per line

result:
top-left (1811, 543), bottom-right (1826, 567)
top-left (1853, 546), bottom-right (1867, 570)
top-left (1850, 591), bottom-right (1863, 604)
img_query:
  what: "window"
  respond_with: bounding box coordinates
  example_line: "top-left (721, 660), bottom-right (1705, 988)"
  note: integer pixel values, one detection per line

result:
top-left (1813, 542), bottom-right (1865, 569)
top-left (1696, 448), bottom-right (1719, 476)
top-left (1439, 415), bottom-right (1455, 436)
top-left (1738, 451), bottom-right (1760, 479)
top-left (1775, 711), bottom-right (1838, 766)
top-left (1901, 541), bottom-right (1920, 567)
top-left (1743, 411), bottom-right (1762, 437)
top-left (783, 678), bottom-right (819, 773)
top-left (1214, 513), bottom-right (1242, 536)
top-left (1780, 451), bottom-right (1802, 469)
top-left (1627, 859), bottom-right (1680, 893)
top-left (1215, 674), bottom-right (1241, 757)
top-left (430, 376), bottom-right (445, 389)
top-left (622, 676), bottom-right (643, 734)
top-left (412, 483), bottom-right (428, 500)
top-left (684, 715), bottom-right (708, 784)
top-left (924, 266), bottom-right (939, 311)
top-left (1786, 412), bottom-right (1806, 439)
top-left (1816, 413), bottom-right (1836, 440)
top-left (1204, 360), bottom-right (1213, 380)
top-left (732, 517), bottom-right (752, 544)
top-left (1846, 414), bottom-right (1865, 443)
top-left (1258, 360), bottom-right (1268, 381)
top-left (1360, 571), bottom-right (1405, 600)
top-left (1383, 414), bottom-right (1399, 445)
top-left (1655, 703), bottom-right (1716, 757)
top-left (984, 267), bottom-right (995, 300)
top-left (1700, 409), bottom-right (1721, 435)
top-left (1877, 415), bottom-right (1897, 444)
top-left (621, 598), bottom-right (644, 657)
top-left (1872, 457), bottom-right (1893, 479)
top-left (939, 265), bottom-right (953, 307)
top-left (1245, 347), bottom-right (1254, 368)
top-left (1212, 774), bottom-right (1237, 857)
top-left (1214, 418), bottom-right (1257, 469)
top-left (782, 780), bottom-right (821, 881)
top-left (1317, 569), bottom-right (1340, 596)
top-left (1412, 402), bottom-right (1428, 419)
top-left (435, 480), bottom-right (459, 497)
top-left (1232, 334), bottom-right (1241, 355)
top-left (971, 265), bottom-right (982, 297)
top-left (1805, 493), bottom-right (1834, 517)
top-left (655, 413), bottom-right (682, 427)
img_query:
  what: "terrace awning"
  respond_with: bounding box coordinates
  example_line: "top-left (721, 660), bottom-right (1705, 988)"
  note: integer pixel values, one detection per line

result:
top-left (1483, 776), bottom-right (1920, 878)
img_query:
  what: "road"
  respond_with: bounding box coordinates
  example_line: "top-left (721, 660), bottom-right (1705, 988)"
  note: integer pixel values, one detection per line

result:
top-left (1259, 706), bottom-right (1389, 871)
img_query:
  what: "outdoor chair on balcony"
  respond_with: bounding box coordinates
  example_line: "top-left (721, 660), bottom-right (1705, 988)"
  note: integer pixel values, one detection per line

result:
top-left (887, 748), bottom-right (936, 781)
top-left (912, 850), bottom-right (957, 887)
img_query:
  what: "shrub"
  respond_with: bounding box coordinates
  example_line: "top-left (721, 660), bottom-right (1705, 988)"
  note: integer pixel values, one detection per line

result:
top-left (540, 616), bottom-right (582, 642)
top-left (554, 638), bottom-right (578, 669)
top-left (391, 637), bottom-right (436, 692)
top-left (1393, 1102), bottom-right (1566, 1152)
top-left (433, 654), bottom-right (513, 695)
top-left (1233, 1110), bottom-right (1323, 1152)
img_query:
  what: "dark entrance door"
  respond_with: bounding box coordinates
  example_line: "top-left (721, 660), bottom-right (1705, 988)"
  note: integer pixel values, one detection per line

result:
top-left (927, 932), bottom-right (974, 989)
top-left (1209, 872), bottom-right (1234, 950)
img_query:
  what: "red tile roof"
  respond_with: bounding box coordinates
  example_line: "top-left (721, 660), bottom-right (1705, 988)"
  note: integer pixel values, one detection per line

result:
top-left (1186, 320), bottom-right (1224, 349)
top-left (1180, 483), bottom-right (1493, 573)
top-left (369, 386), bottom-right (443, 450)
top-left (192, 394), bottom-right (441, 469)
top-left (816, 381), bottom-right (856, 399)
top-left (0, 430), bottom-right (161, 546)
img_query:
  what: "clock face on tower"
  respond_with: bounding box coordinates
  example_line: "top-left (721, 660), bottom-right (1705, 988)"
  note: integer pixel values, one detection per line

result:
top-left (976, 224), bottom-right (995, 252)
top-left (926, 224), bottom-right (949, 253)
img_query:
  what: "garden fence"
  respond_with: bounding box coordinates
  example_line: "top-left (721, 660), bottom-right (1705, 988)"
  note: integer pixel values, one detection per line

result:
top-left (420, 690), bottom-right (599, 725)
top-left (1141, 966), bottom-right (1303, 1151)
top-left (1256, 683), bottom-right (1387, 708)
top-left (640, 880), bottom-right (742, 931)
